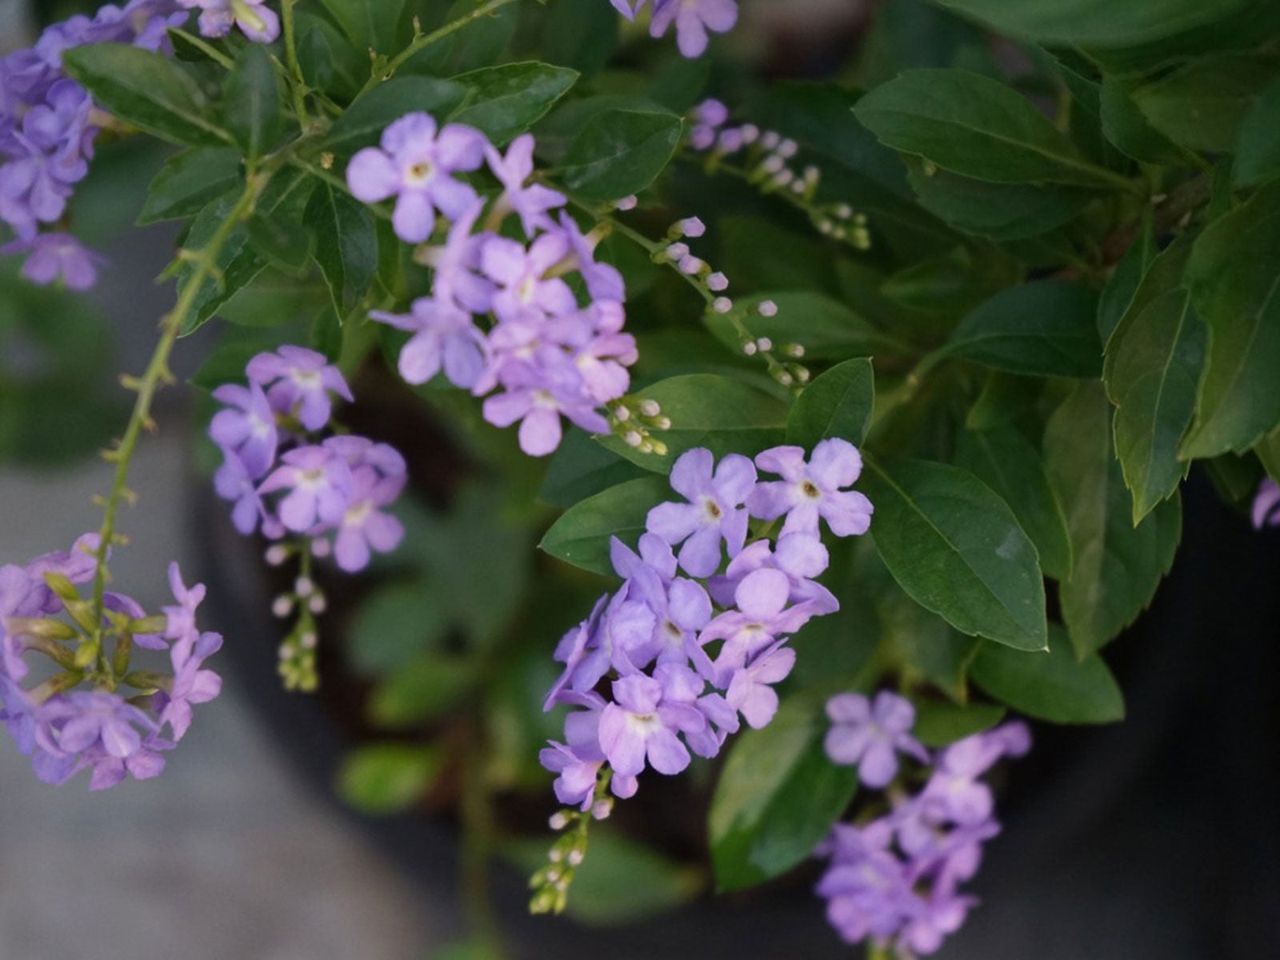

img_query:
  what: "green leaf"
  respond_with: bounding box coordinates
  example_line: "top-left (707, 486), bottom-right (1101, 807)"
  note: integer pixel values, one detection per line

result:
top-left (296, 12), bottom-right (365, 100)
top-left (1235, 76), bottom-right (1280, 187)
top-left (323, 77), bottom-right (467, 159)
top-left (1257, 428), bottom-right (1280, 482)
top-left (403, 0), bottom-right (518, 76)
top-left (223, 44), bottom-right (283, 161)
top-left (709, 698), bottom-right (858, 892)
top-left (367, 654), bottom-right (477, 728)
top-left (1131, 53), bottom-right (1279, 153)
top-left (539, 477), bottom-right (669, 576)
top-left (315, 0), bottom-right (406, 52)
top-left (1097, 217), bottom-right (1155, 343)
top-left (905, 162), bottom-right (1090, 241)
top-left (863, 458), bottom-right (1048, 651)
top-left (955, 424), bottom-right (1073, 580)
top-left (539, 429), bottom-right (647, 509)
top-left (448, 62), bottom-right (579, 145)
top-left (305, 182), bottom-right (377, 316)
top-left (912, 699), bottom-right (1007, 747)
top-left (880, 246), bottom-right (1020, 317)
top-left (934, 0), bottom-right (1250, 46)
top-left (597, 374), bottom-right (789, 473)
top-left (348, 580), bottom-right (447, 674)
top-left (62, 45), bottom-right (229, 146)
top-left (245, 213), bottom-right (313, 274)
top-left (559, 109), bottom-right (682, 202)
top-left (705, 291), bottom-right (906, 361)
top-left (879, 585), bottom-right (981, 701)
top-left (944, 280), bottom-right (1102, 378)
top-left (138, 148), bottom-right (242, 225)
top-left (853, 69), bottom-right (1129, 189)
top-left (971, 626), bottom-right (1125, 724)
top-left (505, 832), bottom-right (703, 925)
top-left (1045, 382), bottom-right (1182, 657)
top-left (1181, 185), bottom-right (1280, 457)
top-left (336, 743), bottom-right (442, 815)
top-left (787, 357), bottom-right (875, 448)
top-left (1099, 79), bottom-right (1189, 165)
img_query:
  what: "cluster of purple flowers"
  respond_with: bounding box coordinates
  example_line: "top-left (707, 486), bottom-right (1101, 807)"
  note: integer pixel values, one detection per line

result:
top-left (1253, 477), bottom-right (1280, 529)
top-left (0, 0), bottom-right (186, 289)
top-left (609, 0), bottom-right (739, 58)
top-left (0, 535), bottom-right (221, 790)
top-left (348, 115), bottom-right (639, 457)
top-left (818, 691), bottom-right (1030, 956)
top-left (540, 439), bottom-right (874, 810)
top-left (210, 345), bottom-right (406, 574)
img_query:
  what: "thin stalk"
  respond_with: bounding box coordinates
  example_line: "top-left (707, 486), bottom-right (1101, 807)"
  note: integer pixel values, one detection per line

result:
top-left (280, 0), bottom-right (310, 128)
top-left (169, 27), bottom-right (234, 69)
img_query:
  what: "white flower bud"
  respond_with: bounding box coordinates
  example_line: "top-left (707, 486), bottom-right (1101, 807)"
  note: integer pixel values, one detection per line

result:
top-left (615, 195), bottom-right (638, 211)
top-left (707, 272), bottom-right (729, 292)
top-left (294, 576), bottom-right (313, 597)
top-left (272, 596), bottom-right (293, 618)
top-left (758, 300), bottom-right (779, 318)
top-left (743, 341), bottom-right (758, 356)
top-left (310, 538), bottom-right (332, 559)
top-left (678, 254), bottom-right (705, 276)
top-left (740, 123), bottom-right (760, 144)
top-left (713, 296), bottom-right (733, 314)
top-left (265, 545), bottom-right (289, 566)
top-left (639, 399), bottom-right (661, 417)
top-left (761, 130), bottom-right (781, 150)
top-left (549, 812), bottom-right (571, 831)
top-left (678, 217), bottom-right (706, 238)
top-left (566, 849), bottom-right (585, 866)
top-left (664, 242), bottom-right (689, 261)
top-left (624, 430), bottom-right (643, 448)
top-left (778, 138), bottom-right (798, 158)
top-left (592, 798), bottom-right (613, 820)
top-left (756, 337), bottom-right (773, 352)
top-left (309, 594), bottom-right (327, 614)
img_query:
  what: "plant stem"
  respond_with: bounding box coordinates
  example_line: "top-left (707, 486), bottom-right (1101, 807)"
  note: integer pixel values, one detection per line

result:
top-left (357, 0), bottom-right (524, 96)
top-left (280, 0), bottom-right (311, 128)
top-left (169, 27), bottom-right (235, 69)
top-left (461, 736), bottom-right (506, 957)
top-left (88, 171), bottom-right (271, 648)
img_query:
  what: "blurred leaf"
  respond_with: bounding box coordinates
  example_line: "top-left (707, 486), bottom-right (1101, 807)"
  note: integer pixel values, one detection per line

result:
top-left (1099, 79), bottom-right (1189, 165)
top-left (223, 43), bottom-right (283, 161)
top-left (539, 0), bottom-right (618, 76)
top-left (934, 0), bottom-right (1250, 46)
top-left (706, 292), bottom-right (906, 362)
top-left (905, 161), bottom-right (1090, 240)
top-left (337, 743), bottom-right (442, 815)
top-left (305, 182), bottom-right (377, 316)
top-left (448, 62), bottom-right (579, 145)
top-left (539, 476), bottom-right (669, 575)
top-left (598, 374), bottom-right (788, 473)
top-left (943, 280), bottom-right (1102, 378)
top-left (880, 246), bottom-right (1019, 316)
top-left (972, 626), bottom-right (1125, 724)
top-left (955, 424), bottom-right (1073, 580)
top-left (863, 458), bottom-right (1048, 651)
top-left (138, 147), bottom-right (242, 225)
top-left (1045, 382), bottom-right (1182, 657)
top-left (854, 69), bottom-right (1129, 188)
top-left (709, 697), bottom-right (858, 892)
top-left (1097, 217), bottom-right (1155, 343)
top-left (1180, 184), bottom-right (1280, 457)
top-left (1131, 52), bottom-right (1278, 153)
top-left (63, 45), bottom-right (229, 146)
top-left (506, 831), bottom-right (703, 924)
top-left (1235, 75), bottom-right (1280, 187)
top-left (560, 108), bottom-right (683, 202)
top-left (787, 357), bottom-right (875, 448)
top-left (367, 654), bottom-right (478, 728)
top-left (349, 580), bottom-right (448, 673)
top-left (912, 699), bottom-right (1006, 747)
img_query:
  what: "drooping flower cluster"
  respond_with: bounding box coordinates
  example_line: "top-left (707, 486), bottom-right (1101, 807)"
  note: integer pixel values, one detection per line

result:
top-left (817, 693), bottom-right (1030, 956)
top-left (609, 0), bottom-right (739, 58)
top-left (349, 115), bottom-right (645, 457)
top-left (209, 345), bottom-right (406, 690)
top-left (0, 0), bottom-right (185, 287)
top-left (685, 98), bottom-right (870, 249)
top-left (540, 439), bottom-right (874, 811)
top-left (0, 536), bottom-right (221, 790)
top-left (1253, 477), bottom-right (1280, 529)
top-left (176, 0), bottom-right (279, 43)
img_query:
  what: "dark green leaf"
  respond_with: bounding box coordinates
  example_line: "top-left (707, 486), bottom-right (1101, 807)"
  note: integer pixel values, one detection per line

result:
top-left (403, 0), bottom-right (518, 75)
top-left (709, 698), bottom-right (858, 892)
top-left (1181, 185), bottom-right (1280, 457)
top-left (706, 291), bottom-right (906, 361)
top-left (912, 699), bottom-right (1006, 747)
top-left (787, 357), bottom-right (875, 448)
top-left (853, 69), bottom-right (1130, 189)
top-left (539, 477), bottom-right (669, 576)
top-left (324, 77), bottom-right (468, 159)
top-left (863, 458), bottom-right (1048, 651)
top-left (1045, 382), bottom-right (1182, 657)
top-left (1235, 76), bottom-right (1280, 187)
top-left (305, 182), bottom-right (377, 316)
top-left (944, 280), bottom-right (1102, 378)
top-left (906, 162), bottom-right (1090, 240)
top-left (315, 0), bottom-right (406, 52)
top-left (296, 12), bottom-right (365, 100)
top-left (348, 580), bottom-right (447, 673)
top-left (934, 0), bottom-right (1250, 46)
top-left (1131, 52), bottom-right (1279, 153)
top-left (597, 374), bottom-right (789, 473)
top-left (560, 109), bottom-right (682, 202)
top-left (1099, 78), bottom-right (1189, 165)
top-left (246, 213), bottom-right (313, 274)
top-left (138, 148), bottom-right (242, 225)
top-left (223, 43), bottom-right (283, 160)
top-left (539, 429), bottom-right (647, 509)
top-left (955, 424), bottom-right (1073, 580)
top-left (63, 45), bottom-right (229, 146)
top-left (448, 62), bottom-right (579, 145)
top-left (337, 743), bottom-right (442, 815)
top-left (880, 246), bottom-right (1020, 316)
top-left (1097, 217), bottom-right (1155, 343)
top-left (972, 626), bottom-right (1125, 724)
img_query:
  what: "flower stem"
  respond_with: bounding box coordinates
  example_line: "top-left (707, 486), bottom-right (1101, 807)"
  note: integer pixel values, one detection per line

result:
top-left (280, 0), bottom-right (310, 128)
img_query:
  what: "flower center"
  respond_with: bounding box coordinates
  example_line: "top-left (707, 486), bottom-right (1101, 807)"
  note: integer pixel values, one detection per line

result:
top-left (702, 496), bottom-right (723, 521)
top-left (801, 480), bottom-right (821, 499)
top-left (626, 712), bottom-right (662, 735)
top-left (533, 388), bottom-right (557, 409)
top-left (405, 160), bottom-right (434, 186)
top-left (344, 500), bottom-right (373, 527)
top-left (517, 275), bottom-right (539, 304)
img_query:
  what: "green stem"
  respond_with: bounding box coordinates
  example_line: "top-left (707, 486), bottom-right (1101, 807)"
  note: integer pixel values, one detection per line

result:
top-left (169, 28), bottom-right (234, 69)
top-left (280, 0), bottom-right (310, 128)
top-left (89, 171), bottom-right (271, 647)
top-left (357, 0), bottom-right (524, 96)
top-left (461, 736), bottom-right (506, 957)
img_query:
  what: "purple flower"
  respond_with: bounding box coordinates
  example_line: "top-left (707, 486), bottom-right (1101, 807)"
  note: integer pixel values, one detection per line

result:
top-left (40, 690), bottom-right (158, 761)
top-left (485, 134), bottom-right (566, 237)
top-left (418, 198), bottom-right (495, 315)
top-left (558, 212), bottom-right (625, 303)
top-left (162, 562), bottom-right (205, 647)
top-left (725, 640), bottom-right (795, 729)
top-left (323, 438), bottom-right (406, 573)
top-left (372, 296), bottom-right (488, 389)
top-left (259, 444), bottom-right (354, 532)
top-left (158, 630), bottom-right (223, 741)
top-left (748, 439), bottom-right (874, 538)
top-left (481, 232), bottom-right (578, 326)
top-left (213, 454), bottom-right (266, 535)
top-left (482, 360), bottom-right (609, 457)
top-left (650, 0), bottom-right (739, 58)
top-left (80, 734), bottom-right (172, 791)
top-left (597, 674), bottom-right (691, 777)
top-left (708, 534), bottom-right (839, 615)
top-left (918, 722), bottom-right (1029, 826)
top-left (24, 532), bottom-right (99, 614)
top-left (346, 113), bottom-right (485, 244)
top-left (4, 232), bottom-right (103, 289)
top-left (646, 448), bottom-right (756, 577)
top-left (700, 567), bottom-right (819, 682)
top-left (103, 591), bottom-right (166, 651)
top-left (824, 691), bottom-right (928, 788)
top-left (175, 0), bottom-right (281, 43)
top-left (0, 564), bottom-right (41, 681)
top-left (246, 345), bottom-right (353, 432)
top-left (540, 697), bottom-right (608, 809)
top-left (1253, 477), bottom-right (1280, 529)
top-left (210, 381), bottom-right (278, 479)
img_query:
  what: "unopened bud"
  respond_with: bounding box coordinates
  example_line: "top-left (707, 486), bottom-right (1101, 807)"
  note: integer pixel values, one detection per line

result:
top-left (624, 430), bottom-right (643, 448)
top-left (308, 594), bottom-right (327, 614)
top-left (615, 195), bottom-right (638, 211)
top-left (758, 300), bottom-right (778, 318)
top-left (707, 271), bottom-right (729, 292)
top-left (756, 337), bottom-right (773, 352)
top-left (591, 798), bottom-right (613, 820)
top-left (712, 297), bottom-right (733, 314)
top-left (678, 217), bottom-right (706, 238)
top-left (310, 538), bottom-right (332, 559)
top-left (743, 341), bottom-right (758, 356)
top-left (549, 811), bottom-right (571, 831)
top-left (614, 405), bottom-right (631, 422)
top-left (272, 596), bottom-right (293, 618)
top-left (639, 399), bottom-right (661, 417)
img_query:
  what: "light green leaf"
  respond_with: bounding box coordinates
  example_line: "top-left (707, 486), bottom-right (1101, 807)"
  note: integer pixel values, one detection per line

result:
top-left (348, 580), bottom-right (447, 674)
top-left (337, 743), bottom-right (442, 815)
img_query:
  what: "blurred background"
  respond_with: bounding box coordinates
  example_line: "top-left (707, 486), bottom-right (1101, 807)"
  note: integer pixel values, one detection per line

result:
top-left (3, 0), bottom-right (1280, 958)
